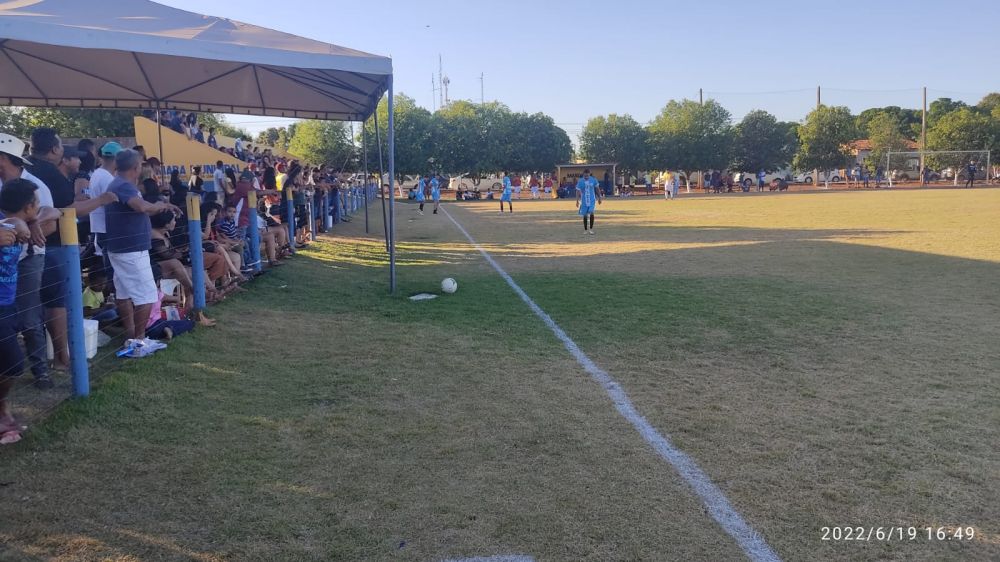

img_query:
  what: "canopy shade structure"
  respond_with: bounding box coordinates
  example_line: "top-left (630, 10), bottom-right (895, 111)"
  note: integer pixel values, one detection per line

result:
top-left (0, 0), bottom-right (391, 120)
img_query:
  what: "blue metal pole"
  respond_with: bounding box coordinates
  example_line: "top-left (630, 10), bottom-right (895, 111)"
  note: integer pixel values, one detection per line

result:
top-left (285, 191), bottom-right (296, 253)
top-left (308, 198), bottom-right (316, 241)
top-left (186, 194), bottom-right (206, 310)
top-left (247, 191), bottom-right (262, 272)
top-left (59, 209), bottom-right (89, 397)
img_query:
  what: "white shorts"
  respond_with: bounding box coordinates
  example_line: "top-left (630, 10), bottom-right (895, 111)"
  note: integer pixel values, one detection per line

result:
top-left (108, 251), bottom-right (158, 305)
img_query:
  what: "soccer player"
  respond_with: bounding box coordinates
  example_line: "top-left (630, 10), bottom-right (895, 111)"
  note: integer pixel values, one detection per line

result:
top-left (500, 172), bottom-right (513, 213)
top-left (965, 160), bottom-right (977, 188)
top-left (576, 169), bottom-right (602, 235)
top-left (416, 175), bottom-right (427, 214)
top-left (430, 174), bottom-right (441, 214)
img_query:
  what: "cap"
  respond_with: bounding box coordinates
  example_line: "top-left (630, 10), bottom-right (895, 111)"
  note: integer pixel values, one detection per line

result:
top-left (100, 141), bottom-right (123, 157)
top-left (0, 133), bottom-right (31, 166)
top-left (239, 170), bottom-right (254, 181)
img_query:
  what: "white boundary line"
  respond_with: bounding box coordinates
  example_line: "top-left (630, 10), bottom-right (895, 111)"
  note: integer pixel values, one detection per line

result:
top-left (441, 206), bottom-right (782, 562)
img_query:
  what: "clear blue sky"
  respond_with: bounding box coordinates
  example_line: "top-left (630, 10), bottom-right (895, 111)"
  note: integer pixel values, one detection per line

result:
top-left (161, 0), bottom-right (999, 142)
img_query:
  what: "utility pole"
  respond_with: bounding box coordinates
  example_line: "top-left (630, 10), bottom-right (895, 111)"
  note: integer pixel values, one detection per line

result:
top-left (443, 75), bottom-right (450, 105)
top-left (921, 86), bottom-right (927, 183)
top-left (814, 85), bottom-right (821, 188)
top-left (431, 73), bottom-right (437, 112)
top-left (480, 73), bottom-right (485, 104)
top-left (439, 54), bottom-right (444, 109)
top-left (699, 88), bottom-right (703, 105)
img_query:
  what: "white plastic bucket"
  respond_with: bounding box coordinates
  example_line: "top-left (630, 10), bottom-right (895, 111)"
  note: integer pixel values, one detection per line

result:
top-left (46, 319), bottom-right (100, 360)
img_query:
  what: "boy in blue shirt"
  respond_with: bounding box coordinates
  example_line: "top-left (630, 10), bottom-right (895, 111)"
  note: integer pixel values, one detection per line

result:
top-left (430, 175), bottom-right (442, 214)
top-left (576, 169), bottom-right (603, 235)
top-left (500, 172), bottom-right (513, 214)
top-left (0, 179), bottom-right (39, 442)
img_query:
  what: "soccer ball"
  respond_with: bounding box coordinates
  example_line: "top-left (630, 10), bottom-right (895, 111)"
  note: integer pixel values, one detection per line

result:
top-left (441, 278), bottom-right (458, 294)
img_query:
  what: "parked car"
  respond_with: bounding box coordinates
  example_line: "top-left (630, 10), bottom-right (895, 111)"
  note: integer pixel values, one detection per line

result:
top-left (793, 170), bottom-right (841, 184)
top-left (733, 169), bottom-right (793, 190)
top-left (890, 169), bottom-right (939, 182)
top-left (941, 167), bottom-right (987, 180)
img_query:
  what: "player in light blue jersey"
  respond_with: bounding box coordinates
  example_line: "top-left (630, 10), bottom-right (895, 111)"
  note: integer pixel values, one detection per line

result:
top-left (415, 175), bottom-right (427, 215)
top-left (576, 169), bottom-right (603, 235)
top-left (430, 175), bottom-right (441, 214)
top-left (500, 172), bottom-right (513, 214)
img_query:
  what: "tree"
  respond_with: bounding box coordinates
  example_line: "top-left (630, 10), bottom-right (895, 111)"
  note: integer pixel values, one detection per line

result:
top-left (512, 112), bottom-right (572, 172)
top-left (730, 110), bottom-right (797, 173)
top-left (926, 107), bottom-right (999, 183)
top-left (793, 105), bottom-right (858, 186)
top-left (976, 93), bottom-right (1000, 114)
top-left (646, 99), bottom-right (732, 184)
top-left (866, 112), bottom-right (910, 171)
top-left (856, 106), bottom-right (920, 140)
top-left (0, 107), bottom-right (139, 138)
top-left (362, 94), bottom-right (435, 177)
top-left (288, 120), bottom-right (356, 168)
top-left (927, 98), bottom-right (968, 128)
top-left (579, 114), bottom-right (648, 175)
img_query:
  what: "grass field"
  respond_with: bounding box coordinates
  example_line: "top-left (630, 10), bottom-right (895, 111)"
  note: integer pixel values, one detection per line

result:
top-left (1, 189), bottom-right (999, 561)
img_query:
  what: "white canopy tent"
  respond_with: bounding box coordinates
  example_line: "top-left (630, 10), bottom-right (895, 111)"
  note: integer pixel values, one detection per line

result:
top-left (0, 0), bottom-right (398, 290)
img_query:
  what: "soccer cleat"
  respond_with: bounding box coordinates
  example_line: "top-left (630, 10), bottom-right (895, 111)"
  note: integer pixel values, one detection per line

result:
top-left (589, 230), bottom-right (596, 235)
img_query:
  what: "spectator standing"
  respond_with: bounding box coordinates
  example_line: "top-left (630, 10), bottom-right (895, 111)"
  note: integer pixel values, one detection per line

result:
top-left (210, 161), bottom-right (226, 197)
top-left (0, 135), bottom-right (59, 389)
top-left (207, 127), bottom-right (218, 149)
top-left (195, 124), bottom-right (206, 144)
top-left (965, 160), bottom-right (976, 188)
top-left (235, 137), bottom-right (245, 160)
top-left (189, 166), bottom-right (205, 197)
top-left (104, 149), bottom-right (180, 354)
top-left (28, 128), bottom-right (113, 373)
top-left (757, 169), bottom-right (766, 192)
top-left (1, 179), bottom-right (37, 439)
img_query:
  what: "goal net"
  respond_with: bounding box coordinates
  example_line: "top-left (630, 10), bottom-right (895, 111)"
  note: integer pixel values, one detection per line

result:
top-left (886, 150), bottom-right (991, 186)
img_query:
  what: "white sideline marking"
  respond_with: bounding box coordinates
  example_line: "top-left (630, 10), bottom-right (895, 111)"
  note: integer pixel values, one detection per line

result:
top-left (444, 554), bottom-right (535, 562)
top-left (442, 206), bottom-right (782, 562)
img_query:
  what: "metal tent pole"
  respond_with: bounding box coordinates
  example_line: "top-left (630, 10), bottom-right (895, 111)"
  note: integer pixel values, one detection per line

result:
top-left (155, 101), bottom-right (164, 163)
top-left (374, 107), bottom-right (388, 252)
top-left (363, 120), bottom-right (370, 234)
top-left (387, 77), bottom-right (397, 294)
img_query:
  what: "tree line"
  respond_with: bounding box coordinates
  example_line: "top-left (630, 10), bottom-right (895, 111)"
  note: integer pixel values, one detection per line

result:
top-left (580, 94), bottom-right (1000, 181)
top-left (4, 92), bottom-right (999, 179)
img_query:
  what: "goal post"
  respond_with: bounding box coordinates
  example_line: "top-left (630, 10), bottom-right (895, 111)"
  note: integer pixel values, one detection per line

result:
top-left (886, 150), bottom-right (991, 187)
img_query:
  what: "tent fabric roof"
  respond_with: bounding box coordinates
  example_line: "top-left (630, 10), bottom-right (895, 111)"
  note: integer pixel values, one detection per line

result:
top-left (0, 0), bottom-right (391, 120)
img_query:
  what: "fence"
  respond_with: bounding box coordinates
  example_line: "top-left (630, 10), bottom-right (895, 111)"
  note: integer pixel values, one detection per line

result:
top-left (2, 182), bottom-right (379, 442)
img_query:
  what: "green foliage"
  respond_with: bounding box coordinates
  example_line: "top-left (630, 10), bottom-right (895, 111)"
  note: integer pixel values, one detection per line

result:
top-left (361, 95), bottom-right (569, 177)
top-left (927, 98), bottom-right (968, 128)
top-left (647, 99), bottom-right (732, 173)
top-left (730, 110), bottom-right (798, 172)
top-left (926, 107), bottom-right (999, 169)
top-left (579, 114), bottom-right (648, 173)
top-left (866, 112), bottom-right (911, 170)
top-left (288, 120), bottom-right (356, 168)
top-left (976, 93), bottom-right (1000, 114)
top-left (0, 107), bottom-right (139, 139)
top-left (856, 106), bottom-right (920, 141)
top-left (793, 105), bottom-right (858, 174)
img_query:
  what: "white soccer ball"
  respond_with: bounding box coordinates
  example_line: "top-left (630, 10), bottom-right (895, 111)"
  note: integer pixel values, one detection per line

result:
top-left (441, 277), bottom-right (458, 294)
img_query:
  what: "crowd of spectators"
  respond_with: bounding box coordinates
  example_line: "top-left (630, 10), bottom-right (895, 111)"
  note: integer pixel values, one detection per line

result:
top-left (0, 125), bottom-right (354, 444)
top-left (143, 110), bottom-right (270, 163)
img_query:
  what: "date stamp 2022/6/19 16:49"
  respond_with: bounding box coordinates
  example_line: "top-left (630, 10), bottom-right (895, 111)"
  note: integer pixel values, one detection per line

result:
top-left (821, 526), bottom-right (976, 542)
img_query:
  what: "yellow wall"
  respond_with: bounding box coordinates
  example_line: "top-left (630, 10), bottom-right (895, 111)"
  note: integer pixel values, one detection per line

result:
top-left (134, 117), bottom-right (245, 185)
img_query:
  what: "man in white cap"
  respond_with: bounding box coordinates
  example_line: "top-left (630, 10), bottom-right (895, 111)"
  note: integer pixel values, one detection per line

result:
top-left (0, 134), bottom-right (60, 388)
